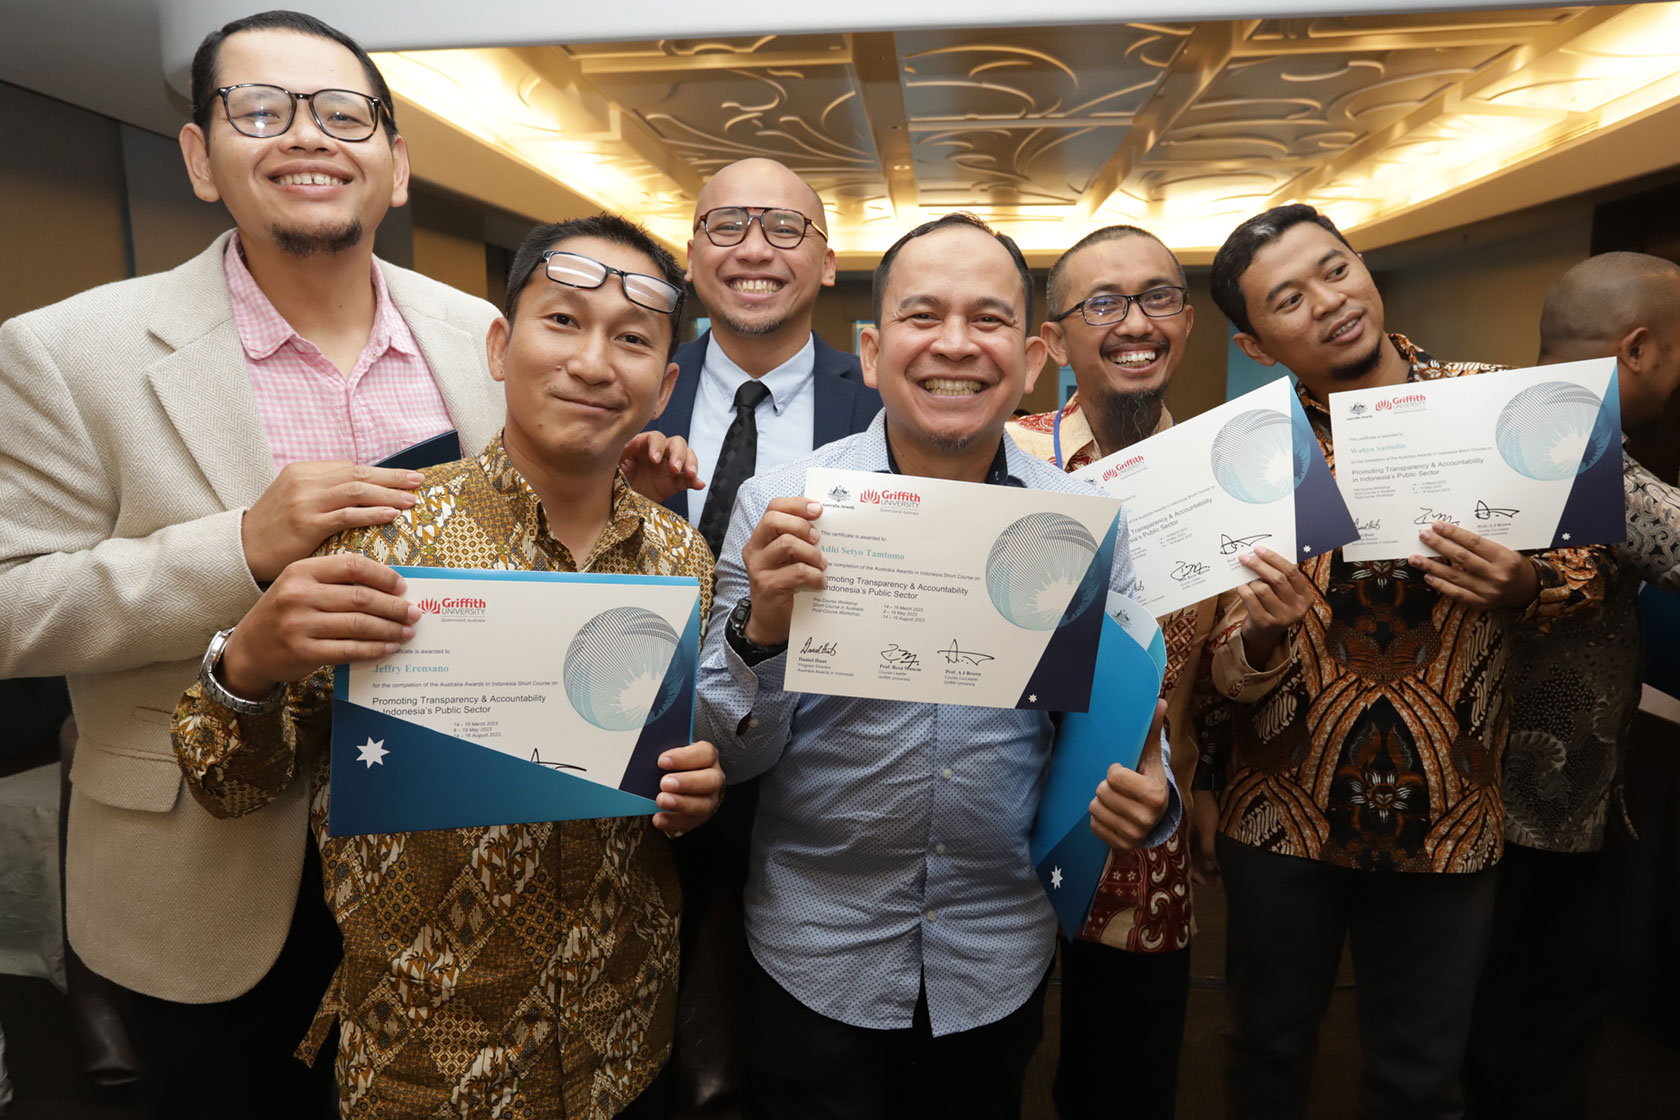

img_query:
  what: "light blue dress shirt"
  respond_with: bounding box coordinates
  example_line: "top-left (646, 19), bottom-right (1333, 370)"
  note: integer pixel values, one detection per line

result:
top-left (685, 336), bottom-right (817, 524)
top-left (695, 411), bottom-right (1181, 1036)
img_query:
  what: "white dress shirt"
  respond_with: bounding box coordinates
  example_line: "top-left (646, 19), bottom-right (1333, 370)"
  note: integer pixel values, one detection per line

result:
top-left (686, 335), bottom-right (818, 524)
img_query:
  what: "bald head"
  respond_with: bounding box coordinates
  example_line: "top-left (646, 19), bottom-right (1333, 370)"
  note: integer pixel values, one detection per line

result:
top-left (1539, 251), bottom-right (1680, 363)
top-left (693, 158), bottom-right (827, 232)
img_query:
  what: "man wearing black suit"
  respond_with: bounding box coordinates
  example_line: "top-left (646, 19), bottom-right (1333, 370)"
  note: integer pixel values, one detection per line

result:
top-left (624, 158), bottom-right (878, 1118)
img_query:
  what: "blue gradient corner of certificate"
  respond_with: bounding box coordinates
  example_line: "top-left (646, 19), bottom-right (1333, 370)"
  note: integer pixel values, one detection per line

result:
top-left (1012, 510), bottom-right (1121, 712)
top-left (1030, 603), bottom-right (1164, 936)
top-left (1287, 389), bottom-right (1359, 557)
top-left (326, 572), bottom-right (700, 837)
top-left (1545, 365), bottom-right (1625, 550)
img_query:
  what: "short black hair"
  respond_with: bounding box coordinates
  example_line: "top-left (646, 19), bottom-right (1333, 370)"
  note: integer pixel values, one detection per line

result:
top-left (1046, 224), bottom-right (1183, 318)
top-left (504, 214), bottom-right (686, 357)
top-left (191, 10), bottom-right (397, 145)
top-left (871, 212), bottom-right (1034, 325)
top-left (1209, 204), bottom-right (1354, 335)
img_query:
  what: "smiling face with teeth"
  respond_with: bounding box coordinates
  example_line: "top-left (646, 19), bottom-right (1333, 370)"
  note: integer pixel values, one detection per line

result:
top-left (179, 28), bottom-right (409, 259)
top-left (686, 159), bottom-right (837, 370)
top-left (1231, 221), bottom-right (1410, 398)
top-left (1043, 232), bottom-right (1194, 415)
top-left (860, 222), bottom-right (1045, 480)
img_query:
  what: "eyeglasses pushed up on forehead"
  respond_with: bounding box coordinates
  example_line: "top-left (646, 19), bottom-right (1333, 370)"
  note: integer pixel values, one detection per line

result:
top-left (695, 207), bottom-right (826, 249)
top-left (541, 251), bottom-right (684, 315)
top-left (216, 84), bottom-right (388, 142)
top-left (1051, 285), bottom-right (1188, 327)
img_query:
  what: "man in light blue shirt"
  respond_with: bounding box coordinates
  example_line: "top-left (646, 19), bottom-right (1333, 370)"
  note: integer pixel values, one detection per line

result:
top-left (697, 213), bottom-right (1179, 1120)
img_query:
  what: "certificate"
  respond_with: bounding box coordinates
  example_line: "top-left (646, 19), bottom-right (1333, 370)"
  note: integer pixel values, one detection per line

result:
top-left (1029, 593), bottom-right (1165, 936)
top-left (784, 469), bottom-right (1124, 711)
top-left (328, 567), bottom-right (701, 837)
top-left (1330, 359), bottom-right (1624, 561)
top-left (1072, 378), bottom-right (1357, 616)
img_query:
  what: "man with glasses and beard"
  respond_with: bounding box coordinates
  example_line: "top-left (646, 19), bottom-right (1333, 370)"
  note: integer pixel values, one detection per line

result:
top-left (0, 11), bottom-right (503, 1116)
top-left (1005, 226), bottom-right (1233, 1118)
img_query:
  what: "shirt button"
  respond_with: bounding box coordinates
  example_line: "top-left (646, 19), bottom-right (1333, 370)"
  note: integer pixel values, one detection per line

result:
top-left (747, 717), bottom-right (760, 729)
top-left (925, 909), bottom-right (937, 922)
top-left (940, 768), bottom-right (954, 780)
top-left (935, 843), bottom-right (947, 855)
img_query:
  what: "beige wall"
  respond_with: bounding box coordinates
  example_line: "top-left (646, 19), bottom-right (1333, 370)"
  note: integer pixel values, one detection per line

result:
top-left (1375, 210), bottom-right (1595, 369)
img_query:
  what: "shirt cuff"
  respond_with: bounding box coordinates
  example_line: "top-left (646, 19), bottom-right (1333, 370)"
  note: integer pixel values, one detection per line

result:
top-left (1212, 626), bottom-right (1294, 701)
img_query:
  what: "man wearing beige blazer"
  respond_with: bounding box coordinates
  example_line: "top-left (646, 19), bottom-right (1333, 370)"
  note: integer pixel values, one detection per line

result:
top-left (0, 12), bottom-right (502, 1117)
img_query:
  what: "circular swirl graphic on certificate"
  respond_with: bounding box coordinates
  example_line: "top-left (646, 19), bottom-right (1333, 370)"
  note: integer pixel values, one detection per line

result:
top-left (1494, 381), bottom-right (1614, 481)
top-left (1208, 407), bottom-right (1311, 504)
top-left (563, 606), bottom-right (687, 731)
top-left (985, 512), bottom-right (1102, 631)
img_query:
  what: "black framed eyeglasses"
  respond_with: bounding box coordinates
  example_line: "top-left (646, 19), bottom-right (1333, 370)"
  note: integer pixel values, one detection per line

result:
top-left (541, 250), bottom-right (684, 315)
top-left (216, 83), bottom-right (387, 142)
top-left (1052, 285), bottom-right (1188, 327)
top-left (696, 206), bottom-right (827, 249)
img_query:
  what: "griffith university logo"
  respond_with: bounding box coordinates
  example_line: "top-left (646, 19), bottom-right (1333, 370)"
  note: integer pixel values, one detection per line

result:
top-left (1375, 392), bottom-right (1426, 413)
top-left (1099, 453), bottom-right (1145, 484)
top-left (859, 487), bottom-right (922, 510)
top-left (418, 596), bottom-right (488, 618)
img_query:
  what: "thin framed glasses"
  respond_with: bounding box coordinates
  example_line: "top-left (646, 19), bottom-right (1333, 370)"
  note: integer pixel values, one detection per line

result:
top-left (696, 206), bottom-right (827, 249)
top-left (1052, 285), bottom-right (1188, 327)
top-left (541, 250), bottom-right (683, 315)
top-left (216, 83), bottom-right (387, 142)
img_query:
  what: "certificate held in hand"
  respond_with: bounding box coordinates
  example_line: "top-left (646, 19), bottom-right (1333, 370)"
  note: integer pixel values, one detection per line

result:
top-left (328, 568), bottom-right (701, 837)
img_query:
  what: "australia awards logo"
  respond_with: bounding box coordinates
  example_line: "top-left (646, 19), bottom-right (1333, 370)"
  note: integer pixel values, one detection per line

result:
top-left (1348, 402), bottom-right (1368, 416)
top-left (826, 485), bottom-right (850, 503)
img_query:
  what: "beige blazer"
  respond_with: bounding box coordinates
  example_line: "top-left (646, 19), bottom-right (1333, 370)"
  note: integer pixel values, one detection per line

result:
top-left (0, 232), bottom-right (505, 1002)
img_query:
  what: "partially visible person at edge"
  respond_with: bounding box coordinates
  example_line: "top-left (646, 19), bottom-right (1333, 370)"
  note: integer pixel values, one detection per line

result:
top-left (696, 212), bottom-right (1181, 1120)
top-left (1005, 224), bottom-right (1244, 1119)
top-left (0, 11), bottom-right (507, 1116)
top-left (171, 215), bottom-right (725, 1118)
top-left (1194, 202), bottom-right (1613, 1119)
top-left (1464, 251), bottom-right (1680, 1119)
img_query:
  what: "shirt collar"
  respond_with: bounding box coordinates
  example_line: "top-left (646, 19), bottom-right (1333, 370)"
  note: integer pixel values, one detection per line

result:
top-left (1296, 331), bottom-right (1434, 418)
top-left (881, 421), bottom-right (1020, 487)
top-left (223, 232), bottom-right (419, 362)
top-left (702, 334), bottom-right (817, 414)
top-left (477, 431), bottom-right (644, 565)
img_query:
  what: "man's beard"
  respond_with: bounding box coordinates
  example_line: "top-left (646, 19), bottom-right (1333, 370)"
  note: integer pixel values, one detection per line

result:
top-left (1086, 385), bottom-right (1167, 455)
top-left (1329, 335), bottom-right (1386, 382)
top-left (269, 220), bottom-right (363, 257)
top-left (715, 308), bottom-right (791, 337)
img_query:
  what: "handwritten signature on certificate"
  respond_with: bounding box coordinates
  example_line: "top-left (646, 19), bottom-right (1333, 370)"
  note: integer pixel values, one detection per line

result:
top-left (1219, 532), bottom-right (1273, 555)
top-left (1474, 499), bottom-right (1520, 520)
top-left (939, 639), bottom-right (996, 666)
top-left (880, 643), bottom-right (920, 669)
top-left (1170, 560), bottom-right (1211, 583)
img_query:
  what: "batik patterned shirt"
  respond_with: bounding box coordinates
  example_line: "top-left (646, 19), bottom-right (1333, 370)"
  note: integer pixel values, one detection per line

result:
top-left (1008, 398), bottom-right (1215, 952)
top-left (1198, 336), bottom-right (1614, 874)
top-left (1504, 447), bottom-right (1680, 853)
top-left (174, 434), bottom-right (713, 1119)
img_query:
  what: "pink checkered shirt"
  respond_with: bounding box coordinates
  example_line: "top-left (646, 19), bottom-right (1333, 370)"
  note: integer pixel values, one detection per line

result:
top-left (223, 235), bottom-right (455, 469)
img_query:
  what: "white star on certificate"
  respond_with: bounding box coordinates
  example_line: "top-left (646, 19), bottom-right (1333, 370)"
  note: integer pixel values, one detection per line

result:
top-left (1050, 866), bottom-right (1064, 889)
top-left (1028, 694), bottom-right (1038, 703)
top-left (1561, 532), bottom-right (1572, 541)
top-left (356, 737), bottom-right (388, 768)
top-left (1303, 545), bottom-right (1313, 553)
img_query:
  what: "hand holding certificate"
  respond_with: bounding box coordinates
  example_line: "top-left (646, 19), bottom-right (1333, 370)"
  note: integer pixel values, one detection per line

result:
top-left (1330, 358), bottom-right (1623, 560)
top-left (783, 469), bottom-right (1124, 711)
top-left (327, 567), bottom-right (703, 837)
top-left (1072, 378), bottom-right (1357, 615)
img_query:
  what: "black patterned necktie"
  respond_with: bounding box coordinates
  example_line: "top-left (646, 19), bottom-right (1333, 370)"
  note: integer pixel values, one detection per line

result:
top-left (699, 379), bottom-right (773, 556)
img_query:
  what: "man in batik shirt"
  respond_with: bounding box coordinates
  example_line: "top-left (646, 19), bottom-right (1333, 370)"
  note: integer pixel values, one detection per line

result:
top-left (1006, 225), bottom-right (1225, 1118)
top-left (173, 215), bottom-right (724, 1119)
top-left (1465, 251), bottom-right (1680, 1118)
top-left (1198, 204), bottom-right (1613, 1118)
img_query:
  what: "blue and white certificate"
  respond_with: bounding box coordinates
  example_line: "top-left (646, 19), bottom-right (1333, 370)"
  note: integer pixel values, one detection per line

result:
top-left (1071, 378), bottom-right (1357, 616)
top-left (784, 468), bottom-right (1124, 711)
top-left (1030, 593), bottom-right (1165, 936)
top-left (328, 567), bottom-right (702, 837)
top-left (1329, 359), bottom-right (1623, 561)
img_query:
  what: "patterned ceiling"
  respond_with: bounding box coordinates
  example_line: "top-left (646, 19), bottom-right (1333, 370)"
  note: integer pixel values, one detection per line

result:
top-left (372, 4), bottom-right (1680, 260)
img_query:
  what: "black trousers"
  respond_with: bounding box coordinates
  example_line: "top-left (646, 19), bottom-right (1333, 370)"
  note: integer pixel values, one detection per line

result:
top-left (115, 840), bottom-right (342, 1120)
top-left (743, 954), bottom-right (1048, 1120)
top-left (1462, 842), bottom-right (1614, 1119)
top-left (1218, 837), bottom-right (1497, 1120)
top-left (1054, 939), bottom-right (1189, 1120)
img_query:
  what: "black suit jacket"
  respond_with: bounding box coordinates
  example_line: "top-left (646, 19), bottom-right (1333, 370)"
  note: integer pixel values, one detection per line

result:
top-left (650, 330), bottom-right (882, 517)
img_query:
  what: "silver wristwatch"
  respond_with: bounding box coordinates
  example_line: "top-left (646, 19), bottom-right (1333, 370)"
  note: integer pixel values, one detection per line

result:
top-left (197, 627), bottom-right (286, 715)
